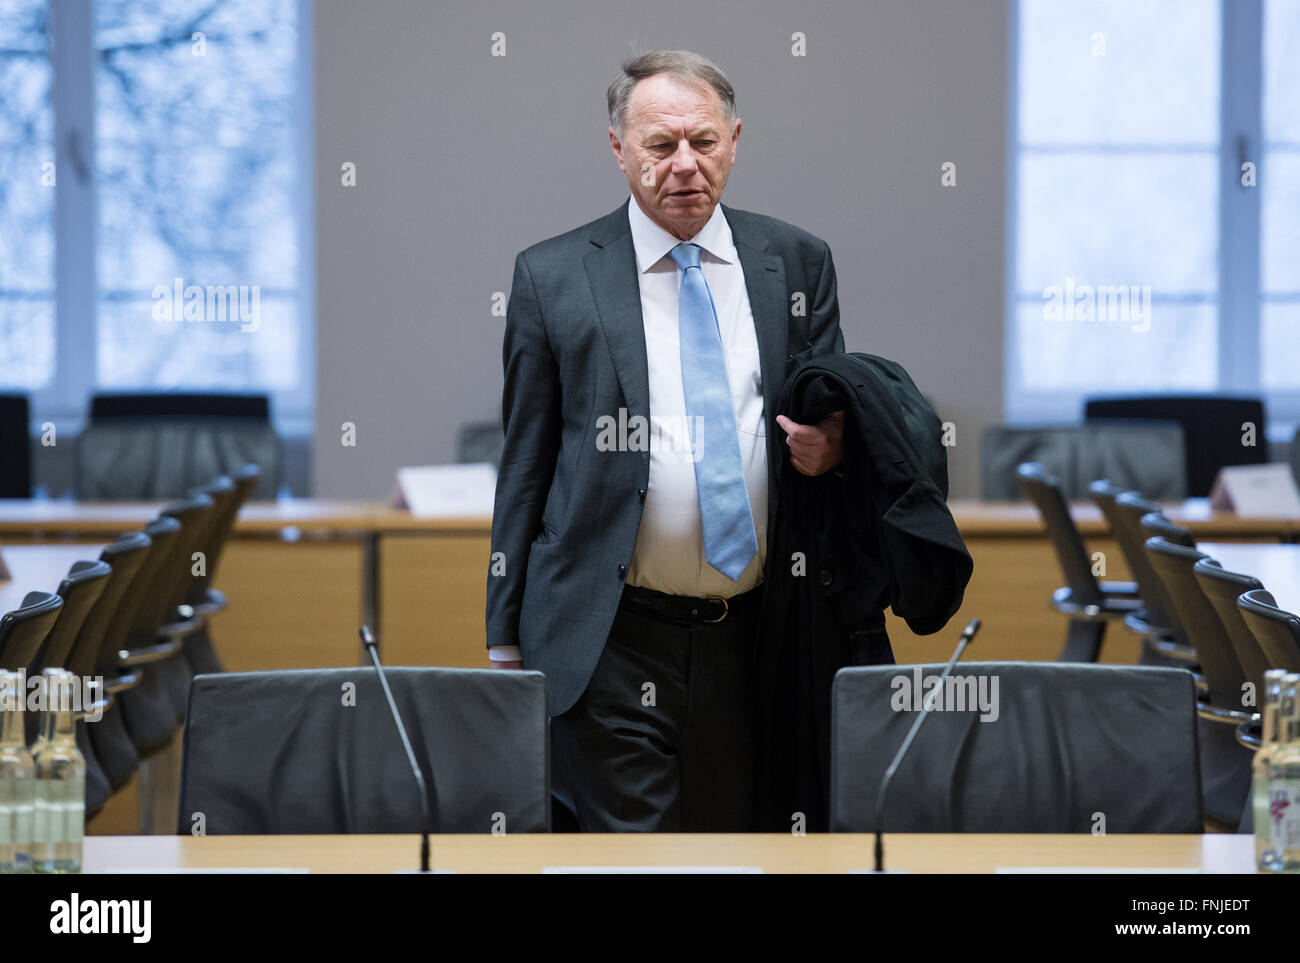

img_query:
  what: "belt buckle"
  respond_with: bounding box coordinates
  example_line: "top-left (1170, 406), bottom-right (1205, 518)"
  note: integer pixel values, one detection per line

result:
top-left (703, 594), bottom-right (728, 623)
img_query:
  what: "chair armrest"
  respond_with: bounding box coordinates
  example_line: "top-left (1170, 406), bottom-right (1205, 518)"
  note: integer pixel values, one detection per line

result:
top-left (1197, 702), bottom-right (1255, 726)
top-left (192, 588), bottom-right (227, 617)
top-left (1236, 720), bottom-right (1262, 750)
top-left (117, 638), bottom-right (184, 666)
top-left (158, 616), bottom-right (205, 641)
top-left (103, 671), bottom-right (140, 694)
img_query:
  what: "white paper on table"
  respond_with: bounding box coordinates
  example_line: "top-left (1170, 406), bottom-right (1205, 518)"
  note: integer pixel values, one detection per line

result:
top-left (1208, 463), bottom-right (1300, 518)
top-left (391, 463), bottom-right (497, 518)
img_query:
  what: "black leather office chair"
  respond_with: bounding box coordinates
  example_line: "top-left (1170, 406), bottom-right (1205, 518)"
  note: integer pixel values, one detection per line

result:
top-left (1145, 537), bottom-right (1252, 829)
top-left (1100, 493), bottom-right (1198, 667)
top-left (1194, 559), bottom-right (1272, 695)
top-left (0, 591), bottom-right (62, 673)
top-left (1091, 486), bottom-right (1196, 667)
top-left (178, 667), bottom-right (550, 834)
top-left (183, 469), bottom-right (258, 676)
top-left (87, 531), bottom-right (161, 792)
top-left (155, 492), bottom-right (218, 716)
top-left (74, 393), bottom-right (282, 499)
top-left (1238, 589), bottom-right (1300, 674)
top-left (97, 517), bottom-right (185, 763)
top-left (830, 662), bottom-right (1203, 833)
top-left (34, 560), bottom-right (112, 674)
top-left (64, 531), bottom-right (153, 818)
top-left (1016, 463), bottom-right (1141, 661)
top-left (1085, 395), bottom-right (1266, 497)
top-left (0, 394), bottom-right (30, 497)
top-left (982, 423), bottom-right (1186, 500)
top-left (21, 559), bottom-right (112, 746)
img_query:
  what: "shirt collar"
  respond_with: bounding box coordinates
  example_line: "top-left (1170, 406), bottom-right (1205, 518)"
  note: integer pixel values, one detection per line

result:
top-left (626, 195), bottom-right (736, 274)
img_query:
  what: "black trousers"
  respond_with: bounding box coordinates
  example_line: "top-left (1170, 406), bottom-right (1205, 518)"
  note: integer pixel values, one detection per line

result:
top-left (550, 586), bottom-right (763, 832)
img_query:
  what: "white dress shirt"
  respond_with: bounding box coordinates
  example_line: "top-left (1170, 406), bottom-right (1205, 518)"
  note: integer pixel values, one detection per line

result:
top-left (623, 194), bottom-right (767, 597)
top-left (490, 196), bottom-right (767, 661)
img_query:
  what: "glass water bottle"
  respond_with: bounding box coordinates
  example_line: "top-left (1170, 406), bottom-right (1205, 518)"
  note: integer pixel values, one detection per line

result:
top-left (0, 670), bottom-right (35, 873)
top-left (1264, 673), bottom-right (1300, 873)
top-left (32, 669), bottom-right (85, 873)
top-left (1254, 669), bottom-right (1287, 871)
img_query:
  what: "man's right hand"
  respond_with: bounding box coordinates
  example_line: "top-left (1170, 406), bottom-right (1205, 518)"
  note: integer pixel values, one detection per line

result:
top-left (489, 660), bottom-right (524, 670)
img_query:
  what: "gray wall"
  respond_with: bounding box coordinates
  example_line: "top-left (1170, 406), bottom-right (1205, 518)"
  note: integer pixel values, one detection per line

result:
top-left (313, 0), bottom-right (1008, 498)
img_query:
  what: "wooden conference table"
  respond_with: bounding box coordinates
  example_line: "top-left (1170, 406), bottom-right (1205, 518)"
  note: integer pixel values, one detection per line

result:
top-left (2, 497), bottom-right (1299, 674)
top-left (83, 832), bottom-right (1254, 874)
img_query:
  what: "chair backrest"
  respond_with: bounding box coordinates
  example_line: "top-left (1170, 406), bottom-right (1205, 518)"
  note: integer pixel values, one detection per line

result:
top-left (0, 393), bottom-right (30, 498)
top-left (1103, 491), bottom-right (1175, 630)
top-left (75, 393), bottom-right (281, 500)
top-left (186, 474), bottom-right (239, 603)
top-left (1145, 537), bottom-right (1248, 709)
top-left (0, 591), bottom-right (64, 673)
top-left (178, 667), bottom-right (550, 834)
top-left (1085, 395), bottom-right (1266, 497)
top-left (830, 661), bottom-right (1203, 833)
top-left (982, 423), bottom-right (1186, 500)
top-left (95, 517), bottom-right (181, 672)
top-left (155, 492), bottom-right (217, 624)
top-left (65, 531), bottom-right (152, 679)
top-left (1238, 589), bottom-right (1300, 674)
top-left (36, 559), bottom-right (112, 672)
top-left (1016, 462), bottom-right (1101, 605)
top-left (1194, 559), bottom-right (1272, 695)
top-left (1138, 511), bottom-right (1196, 547)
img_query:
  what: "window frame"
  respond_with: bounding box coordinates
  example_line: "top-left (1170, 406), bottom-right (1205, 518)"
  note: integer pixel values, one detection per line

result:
top-left (23, 0), bottom-right (314, 439)
top-left (1005, 0), bottom-right (1296, 439)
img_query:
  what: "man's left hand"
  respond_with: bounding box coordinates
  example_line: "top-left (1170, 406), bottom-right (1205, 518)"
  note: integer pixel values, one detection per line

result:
top-left (775, 411), bottom-right (845, 476)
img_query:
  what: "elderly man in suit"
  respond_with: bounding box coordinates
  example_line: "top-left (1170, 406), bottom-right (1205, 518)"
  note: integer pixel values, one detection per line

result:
top-left (486, 49), bottom-right (846, 831)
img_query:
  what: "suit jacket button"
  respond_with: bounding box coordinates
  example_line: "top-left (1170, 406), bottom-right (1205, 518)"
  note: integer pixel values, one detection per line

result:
top-left (638, 488), bottom-right (647, 501)
top-left (618, 564), bottom-right (628, 578)
top-left (818, 570), bottom-right (833, 587)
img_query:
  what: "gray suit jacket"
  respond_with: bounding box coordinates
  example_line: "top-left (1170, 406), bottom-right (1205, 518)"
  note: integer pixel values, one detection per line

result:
top-left (486, 200), bottom-right (846, 716)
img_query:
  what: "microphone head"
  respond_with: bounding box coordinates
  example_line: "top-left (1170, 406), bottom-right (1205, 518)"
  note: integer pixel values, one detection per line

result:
top-left (359, 625), bottom-right (376, 648)
top-left (961, 618), bottom-right (981, 642)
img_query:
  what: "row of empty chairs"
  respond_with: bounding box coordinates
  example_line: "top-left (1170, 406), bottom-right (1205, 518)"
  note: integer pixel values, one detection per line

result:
top-left (1020, 461), bottom-right (1300, 829)
top-left (0, 391), bottom-right (281, 499)
top-left (0, 465), bottom-right (260, 828)
top-left (170, 659), bottom-right (1207, 836)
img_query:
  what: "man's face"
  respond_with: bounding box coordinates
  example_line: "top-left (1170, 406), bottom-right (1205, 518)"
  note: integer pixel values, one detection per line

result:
top-left (610, 73), bottom-right (740, 241)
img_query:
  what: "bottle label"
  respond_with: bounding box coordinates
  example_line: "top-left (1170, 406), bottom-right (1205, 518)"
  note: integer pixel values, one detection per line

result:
top-left (1268, 780), bottom-right (1300, 852)
top-left (34, 799), bottom-right (84, 844)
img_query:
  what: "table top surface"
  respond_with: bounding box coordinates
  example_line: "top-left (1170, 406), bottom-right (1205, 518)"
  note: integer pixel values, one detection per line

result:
top-left (5, 539), bottom-right (1298, 616)
top-left (1198, 542), bottom-right (1300, 612)
top-left (82, 833), bottom-right (1254, 874)
top-left (0, 496), bottom-right (1294, 537)
top-left (0, 543), bottom-right (107, 613)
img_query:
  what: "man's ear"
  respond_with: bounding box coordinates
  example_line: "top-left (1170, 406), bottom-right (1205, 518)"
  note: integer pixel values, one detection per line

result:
top-left (609, 127), bottom-right (626, 173)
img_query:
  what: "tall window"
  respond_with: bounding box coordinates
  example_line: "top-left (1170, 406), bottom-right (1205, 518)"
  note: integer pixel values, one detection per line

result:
top-left (1261, 0), bottom-right (1300, 391)
top-left (0, 0), bottom-right (310, 430)
top-left (0, 0), bottom-right (54, 389)
top-left (1009, 0), bottom-right (1298, 428)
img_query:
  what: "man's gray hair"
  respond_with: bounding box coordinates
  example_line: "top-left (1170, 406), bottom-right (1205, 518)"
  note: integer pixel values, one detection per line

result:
top-left (607, 50), bottom-right (737, 136)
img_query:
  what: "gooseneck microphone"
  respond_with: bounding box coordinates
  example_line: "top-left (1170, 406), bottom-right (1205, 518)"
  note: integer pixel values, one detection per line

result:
top-left (360, 625), bottom-right (432, 874)
top-left (873, 618), bottom-right (980, 873)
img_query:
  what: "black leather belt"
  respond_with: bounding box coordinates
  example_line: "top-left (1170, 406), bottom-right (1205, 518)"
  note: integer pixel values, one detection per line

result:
top-left (619, 583), bottom-right (763, 625)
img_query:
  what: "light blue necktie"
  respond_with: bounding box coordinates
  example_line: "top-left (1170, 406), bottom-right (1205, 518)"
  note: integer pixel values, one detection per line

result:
top-left (670, 242), bottom-right (758, 581)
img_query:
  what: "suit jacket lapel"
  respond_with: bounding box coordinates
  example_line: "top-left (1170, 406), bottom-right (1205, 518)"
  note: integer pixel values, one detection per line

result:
top-left (586, 206), bottom-right (651, 463)
top-left (723, 204), bottom-right (791, 540)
